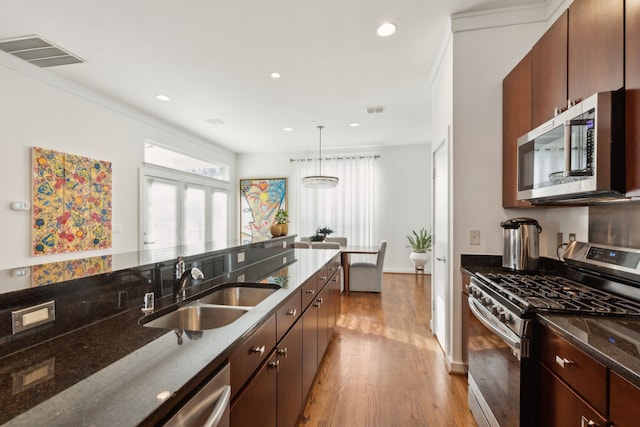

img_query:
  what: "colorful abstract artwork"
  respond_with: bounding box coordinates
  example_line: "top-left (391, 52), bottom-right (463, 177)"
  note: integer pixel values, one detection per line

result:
top-left (31, 255), bottom-right (113, 287)
top-left (32, 147), bottom-right (112, 255)
top-left (240, 178), bottom-right (286, 243)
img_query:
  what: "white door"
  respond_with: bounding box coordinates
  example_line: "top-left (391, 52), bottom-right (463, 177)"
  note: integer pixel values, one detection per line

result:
top-left (432, 133), bottom-right (450, 354)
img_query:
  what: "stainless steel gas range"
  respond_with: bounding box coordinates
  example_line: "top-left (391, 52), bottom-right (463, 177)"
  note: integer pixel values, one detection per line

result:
top-left (467, 241), bottom-right (640, 427)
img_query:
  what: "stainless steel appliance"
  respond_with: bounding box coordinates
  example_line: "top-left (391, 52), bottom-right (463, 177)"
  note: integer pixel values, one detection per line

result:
top-left (500, 218), bottom-right (542, 271)
top-left (516, 90), bottom-right (625, 204)
top-left (165, 362), bottom-right (231, 427)
top-left (467, 241), bottom-right (640, 427)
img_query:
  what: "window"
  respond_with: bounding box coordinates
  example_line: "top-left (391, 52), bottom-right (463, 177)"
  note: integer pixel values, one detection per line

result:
top-left (142, 155), bottom-right (230, 251)
top-left (144, 142), bottom-right (228, 181)
top-left (145, 178), bottom-right (180, 249)
top-left (293, 155), bottom-right (377, 246)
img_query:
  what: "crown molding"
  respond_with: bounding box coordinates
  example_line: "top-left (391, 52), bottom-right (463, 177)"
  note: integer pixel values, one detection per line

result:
top-left (451, 0), bottom-right (571, 33)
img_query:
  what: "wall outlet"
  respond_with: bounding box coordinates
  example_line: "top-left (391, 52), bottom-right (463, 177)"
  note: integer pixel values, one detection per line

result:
top-left (470, 229), bottom-right (480, 245)
top-left (237, 274), bottom-right (245, 282)
top-left (569, 233), bottom-right (576, 242)
top-left (237, 252), bottom-right (245, 263)
top-left (557, 232), bottom-right (564, 247)
top-left (282, 256), bottom-right (287, 264)
top-left (113, 224), bottom-right (122, 234)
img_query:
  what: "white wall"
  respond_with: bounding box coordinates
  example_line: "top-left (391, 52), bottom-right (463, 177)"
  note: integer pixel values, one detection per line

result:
top-left (448, 20), bottom-right (546, 371)
top-left (443, 1), bottom-right (589, 372)
top-left (237, 143), bottom-right (431, 273)
top-left (0, 55), bottom-right (236, 270)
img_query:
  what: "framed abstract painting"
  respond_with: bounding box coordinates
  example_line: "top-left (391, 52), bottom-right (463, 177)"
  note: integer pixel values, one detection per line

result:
top-left (32, 147), bottom-right (112, 255)
top-left (240, 178), bottom-right (286, 243)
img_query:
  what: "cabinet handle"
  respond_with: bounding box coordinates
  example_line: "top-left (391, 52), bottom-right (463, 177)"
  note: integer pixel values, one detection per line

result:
top-left (287, 308), bottom-right (297, 317)
top-left (268, 360), bottom-right (280, 372)
top-left (332, 276), bottom-right (338, 282)
top-left (581, 416), bottom-right (596, 427)
top-left (320, 276), bottom-right (327, 280)
top-left (277, 347), bottom-right (288, 358)
top-left (250, 345), bottom-right (265, 356)
top-left (306, 289), bottom-right (315, 294)
top-left (555, 355), bottom-right (573, 368)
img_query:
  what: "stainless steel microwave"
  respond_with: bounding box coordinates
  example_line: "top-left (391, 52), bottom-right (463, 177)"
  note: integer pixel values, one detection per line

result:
top-left (516, 90), bottom-right (625, 204)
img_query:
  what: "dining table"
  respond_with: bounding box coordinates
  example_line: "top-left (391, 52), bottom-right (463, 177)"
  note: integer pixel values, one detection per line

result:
top-left (339, 245), bottom-right (380, 294)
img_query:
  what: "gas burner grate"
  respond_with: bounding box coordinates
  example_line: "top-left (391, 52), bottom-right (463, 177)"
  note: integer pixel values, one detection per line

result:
top-left (477, 272), bottom-right (640, 316)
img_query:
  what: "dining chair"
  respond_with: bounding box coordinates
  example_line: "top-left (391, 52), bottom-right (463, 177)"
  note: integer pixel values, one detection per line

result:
top-left (325, 237), bottom-right (347, 246)
top-left (290, 241), bottom-right (310, 248)
top-left (348, 240), bottom-right (387, 293)
top-left (311, 242), bottom-right (341, 249)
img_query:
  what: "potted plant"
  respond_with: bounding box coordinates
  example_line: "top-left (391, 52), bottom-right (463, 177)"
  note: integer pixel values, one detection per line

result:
top-left (406, 228), bottom-right (432, 270)
top-left (271, 209), bottom-right (288, 237)
top-left (309, 226), bottom-right (334, 242)
top-left (276, 209), bottom-right (288, 236)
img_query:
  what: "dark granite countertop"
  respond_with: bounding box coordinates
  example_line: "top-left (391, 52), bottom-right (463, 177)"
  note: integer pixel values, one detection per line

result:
top-left (0, 248), bottom-right (338, 426)
top-left (537, 314), bottom-right (640, 388)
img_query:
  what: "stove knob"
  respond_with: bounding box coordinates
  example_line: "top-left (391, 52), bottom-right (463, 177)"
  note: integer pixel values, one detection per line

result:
top-left (498, 310), bottom-right (511, 323)
top-left (482, 296), bottom-right (492, 306)
top-left (473, 289), bottom-right (482, 298)
top-left (492, 305), bottom-right (499, 315)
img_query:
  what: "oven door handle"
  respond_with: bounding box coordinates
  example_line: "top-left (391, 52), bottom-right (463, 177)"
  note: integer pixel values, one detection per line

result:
top-left (468, 297), bottom-right (521, 357)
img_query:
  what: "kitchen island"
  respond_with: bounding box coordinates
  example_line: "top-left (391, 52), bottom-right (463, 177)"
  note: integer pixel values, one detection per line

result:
top-left (0, 240), bottom-right (339, 426)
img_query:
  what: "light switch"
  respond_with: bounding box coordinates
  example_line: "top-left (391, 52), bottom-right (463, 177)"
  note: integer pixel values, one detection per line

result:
top-left (470, 230), bottom-right (480, 245)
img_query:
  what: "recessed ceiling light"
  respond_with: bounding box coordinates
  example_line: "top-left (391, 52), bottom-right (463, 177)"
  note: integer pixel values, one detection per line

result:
top-left (377, 22), bottom-right (396, 37)
top-left (349, 122), bottom-right (360, 127)
top-left (283, 127), bottom-right (292, 131)
top-left (156, 94), bottom-right (171, 101)
top-left (271, 72), bottom-right (281, 79)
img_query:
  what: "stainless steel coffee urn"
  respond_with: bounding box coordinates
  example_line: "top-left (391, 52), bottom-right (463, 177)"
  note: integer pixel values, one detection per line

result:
top-left (500, 217), bottom-right (542, 271)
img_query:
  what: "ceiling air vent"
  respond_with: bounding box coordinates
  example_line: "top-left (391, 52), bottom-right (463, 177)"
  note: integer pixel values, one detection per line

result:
top-left (365, 106), bottom-right (385, 115)
top-left (0, 35), bottom-right (84, 68)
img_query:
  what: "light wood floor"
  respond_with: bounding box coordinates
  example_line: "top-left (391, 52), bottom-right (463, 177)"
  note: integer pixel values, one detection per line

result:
top-left (300, 273), bottom-right (476, 427)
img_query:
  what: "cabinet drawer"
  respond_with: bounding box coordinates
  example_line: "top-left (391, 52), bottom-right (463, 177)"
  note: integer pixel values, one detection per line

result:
top-left (539, 364), bottom-right (607, 427)
top-left (276, 289), bottom-right (301, 342)
top-left (540, 326), bottom-right (607, 414)
top-left (230, 314), bottom-right (276, 399)
top-left (317, 266), bottom-right (330, 287)
top-left (301, 276), bottom-right (318, 308)
top-left (610, 371), bottom-right (640, 427)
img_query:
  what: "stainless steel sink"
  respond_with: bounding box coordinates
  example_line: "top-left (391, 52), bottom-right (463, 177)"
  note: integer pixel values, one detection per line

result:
top-left (197, 284), bottom-right (279, 307)
top-left (142, 305), bottom-right (249, 331)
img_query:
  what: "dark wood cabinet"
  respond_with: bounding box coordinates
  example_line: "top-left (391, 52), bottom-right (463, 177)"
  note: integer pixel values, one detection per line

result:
top-left (610, 371), bottom-right (640, 427)
top-left (568, 0), bottom-right (624, 103)
top-left (531, 11), bottom-right (568, 128)
top-left (502, 52), bottom-right (532, 208)
top-left (231, 258), bottom-right (340, 427)
top-left (276, 320), bottom-right (303, 427)
top-left (301, 288), bottom-right (319, 401)
top-left (230, 314), bottom-right (276, 400)
top-left (317, 285), bottom-right (331, 360)
top-left (626, 0), bottom-right (640, 195)
top-left (538, 364), bottom-right (608, 427)
top-left (231, 351), bottom-right (278, 427)
top-left (539, 326), bottom-right (608, 414)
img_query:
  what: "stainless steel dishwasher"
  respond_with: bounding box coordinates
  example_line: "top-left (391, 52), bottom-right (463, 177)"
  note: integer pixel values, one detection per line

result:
top-left (165, 363), bottom-right (231, 427)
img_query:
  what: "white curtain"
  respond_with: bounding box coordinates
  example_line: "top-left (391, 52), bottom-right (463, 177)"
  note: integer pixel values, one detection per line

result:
top-left (293, 156), bottom-right (377, 246)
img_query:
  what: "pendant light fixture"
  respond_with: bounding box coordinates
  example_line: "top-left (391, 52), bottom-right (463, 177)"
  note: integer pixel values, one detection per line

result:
top-left (302, 125), bottom-right (339, 188)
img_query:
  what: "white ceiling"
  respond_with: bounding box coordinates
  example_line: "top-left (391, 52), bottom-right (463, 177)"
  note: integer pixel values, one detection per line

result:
top-left (0, 0), bottom-right (545, 154)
